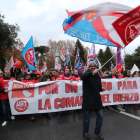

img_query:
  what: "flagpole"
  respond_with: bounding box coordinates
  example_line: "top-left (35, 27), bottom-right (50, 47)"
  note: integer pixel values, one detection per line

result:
top-left (99, 47), bottom-right (124, 70)
top-left (70, 60), bottom-right (72, 71)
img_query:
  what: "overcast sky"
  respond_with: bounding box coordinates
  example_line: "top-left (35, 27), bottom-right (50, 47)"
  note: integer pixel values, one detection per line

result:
top-left (0, 0), bottom-right (140, 56)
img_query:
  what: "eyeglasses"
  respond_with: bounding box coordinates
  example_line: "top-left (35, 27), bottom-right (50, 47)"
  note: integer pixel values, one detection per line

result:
top-left (0, 73), bottom-right (3, 74)
top-left (90, 66), bottom-right (96, 67)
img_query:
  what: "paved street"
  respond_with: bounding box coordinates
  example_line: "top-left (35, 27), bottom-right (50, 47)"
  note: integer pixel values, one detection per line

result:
top-left (0, 105), bottom-right (140, 140)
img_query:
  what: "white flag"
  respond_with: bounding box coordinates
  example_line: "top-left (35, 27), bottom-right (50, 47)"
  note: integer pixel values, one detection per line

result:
top-left (6, 56), bottom-right (14, 70)
top-left (131, 64), bottom-right (139, 74)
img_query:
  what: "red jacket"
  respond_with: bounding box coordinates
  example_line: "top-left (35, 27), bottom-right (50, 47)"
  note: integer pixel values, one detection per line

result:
top-left (0, 77), bottom-right (15, 100)
top-left (62, 74), bottom-right (72, 80)
top-left (56, 75), bottom-right (63, 80)
top-left (21, 79), bottom-right (36, 84)
top-left (120, 76), bottom-right (126, 79)
top-left (72, 75), bottom-right (81, 81)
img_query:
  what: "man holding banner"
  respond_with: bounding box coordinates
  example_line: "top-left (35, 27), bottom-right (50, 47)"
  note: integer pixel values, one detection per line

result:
top-left (81, 61), bottom-right (105, 140)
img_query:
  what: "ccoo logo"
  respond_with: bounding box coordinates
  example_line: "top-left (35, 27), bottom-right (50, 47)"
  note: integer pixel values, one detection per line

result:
top-left (25, 48), bottom-right (35, 66)
top-left (14, 99), bottom-right (29, 112)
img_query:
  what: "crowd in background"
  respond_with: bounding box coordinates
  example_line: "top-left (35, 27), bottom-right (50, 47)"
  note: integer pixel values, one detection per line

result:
top-left (0, 66), bottom-right (140, 126)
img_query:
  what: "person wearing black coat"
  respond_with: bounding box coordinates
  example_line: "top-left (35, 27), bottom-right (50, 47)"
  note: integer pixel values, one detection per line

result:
top-left (81, 61), bottom-right (105, 140)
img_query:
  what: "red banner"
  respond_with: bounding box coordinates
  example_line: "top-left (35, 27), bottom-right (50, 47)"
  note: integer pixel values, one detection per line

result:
top-left (113, 6), bottom-right (140, 46)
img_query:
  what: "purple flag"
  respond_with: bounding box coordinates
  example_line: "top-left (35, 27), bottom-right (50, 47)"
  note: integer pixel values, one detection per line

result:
top-left (116, 47), bottom-right (123, 74)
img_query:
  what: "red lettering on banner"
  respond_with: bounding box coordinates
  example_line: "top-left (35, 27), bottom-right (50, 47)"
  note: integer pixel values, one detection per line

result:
top-left (127, 81), bottom-right (132, 89)
top-left (52, 83), bottom-right (58, 94)
top-left (39, 86), bottom-right (46, 95)
top-left (66, 97), bottom-right (75, 107)
top-left (102, 82), bottom-right (106, 90)
top-left (133, 81), bottom-right (138, 89)
top-left (44, 99), bottom-right (52, 109)
top-left (46, 84), bottom-right (52, 94)
top-left (39, 84), bottom-right (58, 95)
top-left (38, 99), bottom-right (44, 110)
top-left (38, 99), bottom-right (52, 110)
top-left (118, 82), bottom-right (122, 90)
top-left (101, 82), bottom-right (112, 91)
top-left (113, 93), bottom-right (139, 102)
top-left (113, 94), bottom-right (118, 102)
top-left (61, 98), bottom-right (66, 108)
top-left (71, 84), bottom-right (78, 93)
top-left (54, 98), bottom-right (60, 109)
top-left (65, 83), bottom-right (78, 93)
top-left (54, 96), bottom-right (82, 109)
top-left (107, 82), bottom-right (112, 91)
top-left (122, 81), bottom-right (127, 90)
top-left (101, 94), bottom-right (111, 103)
top-left (75, 96), bottom-right (81, 106)
top-left (66, 83), bottom-right (71, 93)
top-left (135, 93), bottom-right (139, 101)
top-left (118, 81), bottom-right (138, 90)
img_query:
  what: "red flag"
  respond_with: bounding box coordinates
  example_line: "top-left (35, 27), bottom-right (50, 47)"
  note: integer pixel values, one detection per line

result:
top-left (113, 6), bottom-right (140, 47)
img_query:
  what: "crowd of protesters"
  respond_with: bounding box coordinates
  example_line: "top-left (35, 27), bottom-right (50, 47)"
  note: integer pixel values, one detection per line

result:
top-left (0, 67), bottom-right (84, 126)
top-left (0, 64), bottom-right (140, 129)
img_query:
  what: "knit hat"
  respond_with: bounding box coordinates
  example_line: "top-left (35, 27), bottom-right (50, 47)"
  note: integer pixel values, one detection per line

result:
top-left (89, 61), bottom-right (97, 67)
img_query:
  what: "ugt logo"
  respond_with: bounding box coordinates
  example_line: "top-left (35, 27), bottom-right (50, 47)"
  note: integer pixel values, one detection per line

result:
top-left (25, 48), bottom-right (35, 66)
top-left (14, 99), bottom-right (29, 112)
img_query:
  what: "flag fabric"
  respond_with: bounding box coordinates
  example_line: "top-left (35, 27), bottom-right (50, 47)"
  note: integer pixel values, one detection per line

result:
top-left (74, 47), bottom-right (80, 69)
top-left (131, 64), bottom-right (139, 74)
top-left (77, 60), bottom-right (84, 73)
top-left (21, 37), bottom-right (37, 71)
top-left (116, 47), bottom-right (123, 74)
top-left (63, 62), bottom-right (67, 72)
top-left (111, 61), bottom-right (115, 70)
top-left (88, 44), bottom-right (98, 66)
top-left (7, 56), bottom-right (14, 70)
top-left (113, 6), bottom-right (140, 47)
top-left (40, 63), bottom-right (47, 72)
top-left (5, 56), bottom-right (14, 70)
top-left (60, 47), bottom-right (65, 61)
top-left (55, 52), bottom-right (61, 71)
top-left (65, 48), bottom-right (70, 65)
top-left (63, 2), bottom-right (132, 47)
top-left (22, 65), bottom-right (26, 73)
top-left (4, 57), bottom-right (9, 70)
top-left (97, 58), bottom-right (102, 69)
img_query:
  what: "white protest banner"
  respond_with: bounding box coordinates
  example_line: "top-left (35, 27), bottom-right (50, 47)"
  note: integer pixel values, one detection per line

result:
top-left (8, 78), bottom-right (140, 115)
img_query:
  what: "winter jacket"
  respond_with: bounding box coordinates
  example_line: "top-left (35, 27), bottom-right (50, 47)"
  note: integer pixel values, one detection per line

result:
top-left (39, 75), bottom-right (52, 82)
top-left (81, 70), bottom-right (103, 110)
